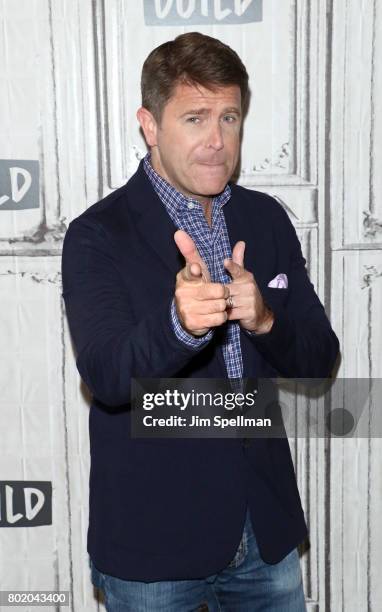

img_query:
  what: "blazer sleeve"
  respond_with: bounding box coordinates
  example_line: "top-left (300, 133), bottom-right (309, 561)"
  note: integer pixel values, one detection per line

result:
top-left (248, 205), bottom-right (340, 378)
top-left (61, 217), bottom-right (209, 406)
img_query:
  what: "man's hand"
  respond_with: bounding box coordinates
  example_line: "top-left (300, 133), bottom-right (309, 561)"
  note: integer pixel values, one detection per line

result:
top-left (174, 230), bottom-right (229, 336)
top-left (224, 241), bottom-right (274, 334)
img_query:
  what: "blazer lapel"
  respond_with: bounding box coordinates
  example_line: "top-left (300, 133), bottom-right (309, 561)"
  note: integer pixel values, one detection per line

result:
top-left (126, 162), bottom-right (184, 277)
top-left (223, 185), bottom-right (271, 291)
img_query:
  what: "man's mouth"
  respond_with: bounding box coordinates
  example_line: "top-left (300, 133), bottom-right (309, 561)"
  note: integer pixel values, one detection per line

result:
top-left (197, 162), bottom-right (225, 167)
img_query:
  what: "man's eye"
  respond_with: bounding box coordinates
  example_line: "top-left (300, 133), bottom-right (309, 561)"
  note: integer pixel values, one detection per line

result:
top-left (223, 115), bottom-right (237, 123)
top-left (186, 116), bottom-right (202, 124)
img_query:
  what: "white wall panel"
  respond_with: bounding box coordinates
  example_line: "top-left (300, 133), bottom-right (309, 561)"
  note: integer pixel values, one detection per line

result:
top-left (331, 0), bottom-right (382, 250)
top-left (0, 0), bottom-right (100, 255)
top-left (0, 258), bottom-right (70, 601)
top-left (0, 256), bottom-right (99, 610)
top-left (329, 251), bottom-right (382, 612)
top-left (331, 251), bottom-right (382, 379)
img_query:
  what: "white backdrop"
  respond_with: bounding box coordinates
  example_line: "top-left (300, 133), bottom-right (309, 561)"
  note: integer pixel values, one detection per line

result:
top-left (0, 1), bottom-right (381, 610)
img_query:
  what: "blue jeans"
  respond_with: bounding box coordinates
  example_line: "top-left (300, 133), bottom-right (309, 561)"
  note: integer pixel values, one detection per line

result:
top-left (90, 509), bottom-right (307, 611)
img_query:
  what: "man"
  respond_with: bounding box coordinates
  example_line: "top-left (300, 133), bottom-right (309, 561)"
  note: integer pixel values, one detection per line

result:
top-left (62, 33), bottom-right (339, 611)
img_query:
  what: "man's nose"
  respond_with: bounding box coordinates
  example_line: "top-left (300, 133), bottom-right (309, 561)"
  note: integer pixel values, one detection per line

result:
top-left (205, 122), bottom-right (224, 150)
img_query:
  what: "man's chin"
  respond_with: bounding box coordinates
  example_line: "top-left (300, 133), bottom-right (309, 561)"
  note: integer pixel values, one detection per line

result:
top-left (195, 179), bottom-right (228, 197)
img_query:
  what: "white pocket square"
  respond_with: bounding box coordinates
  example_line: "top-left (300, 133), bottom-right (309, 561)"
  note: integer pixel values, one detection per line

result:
top-left (267, 273), bottom-right (288, 289)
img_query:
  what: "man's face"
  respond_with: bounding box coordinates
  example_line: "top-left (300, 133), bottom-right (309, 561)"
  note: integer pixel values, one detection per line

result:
top-left (138, 83), bottom-right (242, 202)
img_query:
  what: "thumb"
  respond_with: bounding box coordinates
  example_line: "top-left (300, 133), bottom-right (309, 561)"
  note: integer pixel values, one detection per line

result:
top-left (224, 241), bottom-right (246, 280)
top-left (232, 241), bottom-right (245, 267)
top-left (174, 230), bottom-right (210, 282)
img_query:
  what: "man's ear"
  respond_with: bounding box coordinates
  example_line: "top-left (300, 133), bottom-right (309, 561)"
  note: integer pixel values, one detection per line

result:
top-left (136, 107), bottom-right (158, 147)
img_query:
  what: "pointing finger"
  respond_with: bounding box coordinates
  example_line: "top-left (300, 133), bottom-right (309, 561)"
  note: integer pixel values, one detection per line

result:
top-left (224, 241), bottom-right (246, 279)
top-left (224, 258), bottom-right (244, 280)
top-left (232, 241), bottom-right (246, 267)
top-left (174, 230), bottom-right (204, 267)
top-left (174, 229), bottom-right (210, 282)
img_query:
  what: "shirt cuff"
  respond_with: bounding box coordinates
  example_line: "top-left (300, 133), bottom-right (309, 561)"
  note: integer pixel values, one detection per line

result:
top-left (170, 298), bottom-right (213, 349)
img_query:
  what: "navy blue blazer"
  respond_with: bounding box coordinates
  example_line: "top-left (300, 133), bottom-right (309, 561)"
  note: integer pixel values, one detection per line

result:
top-left (61, 160), bottom-right (339, 581)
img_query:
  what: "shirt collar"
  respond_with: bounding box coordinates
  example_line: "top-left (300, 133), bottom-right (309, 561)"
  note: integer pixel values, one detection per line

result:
top-left (143, 152), bottom-right (231, 209)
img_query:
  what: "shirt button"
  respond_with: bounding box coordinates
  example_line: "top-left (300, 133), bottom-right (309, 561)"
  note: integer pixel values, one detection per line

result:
top-left (227, 344), bottom-right (233, 353)
top-left (187, 202), bottom-right (195, 209)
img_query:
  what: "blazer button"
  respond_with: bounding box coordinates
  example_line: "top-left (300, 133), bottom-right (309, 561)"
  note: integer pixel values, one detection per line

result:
top-left (242, 438), bottom-right (250, 449)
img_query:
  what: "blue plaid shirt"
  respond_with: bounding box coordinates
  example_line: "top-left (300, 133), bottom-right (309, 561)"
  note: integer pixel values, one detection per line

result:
top-left (143, 153), bottom-right (243, 381)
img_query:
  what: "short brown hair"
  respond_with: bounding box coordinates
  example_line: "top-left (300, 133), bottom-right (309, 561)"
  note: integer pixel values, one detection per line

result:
top-left (141, 32), bottom-right (249, 122)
